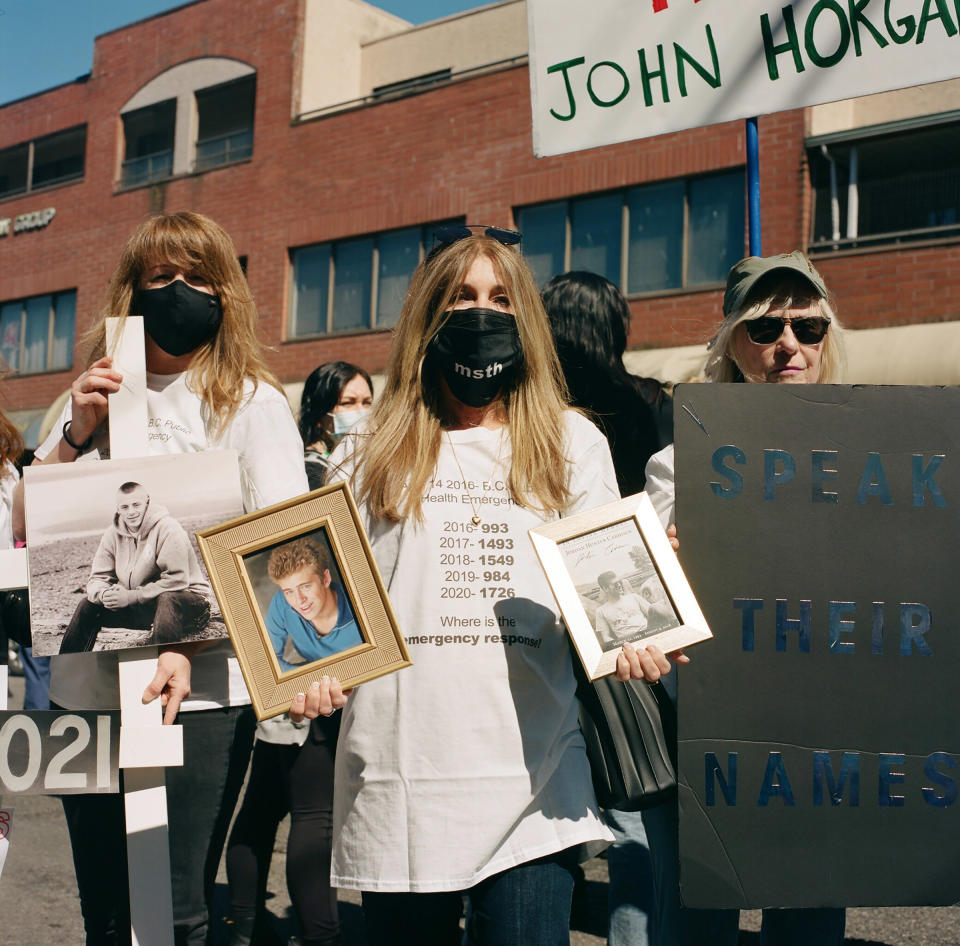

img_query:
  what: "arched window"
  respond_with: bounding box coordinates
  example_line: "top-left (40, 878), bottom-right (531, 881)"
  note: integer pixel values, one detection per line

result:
top-left (119, 58), bottom-right (256, 187)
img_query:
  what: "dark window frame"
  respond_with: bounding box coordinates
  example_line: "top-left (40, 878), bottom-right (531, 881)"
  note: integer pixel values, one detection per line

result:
top-left (121, 99), bottom-right (176, 188)
top-left (195, 74), bottom-right (256, 172)
top-left (516, 168), bottom-right (746, 294)
top-left (808, 118), bottom-right (960, 254)
top-left (0, 125), bottom-right (86, 200)
top-left (0, 289), bottom-right (76, 376)
top-left (288, 220), bottom-right (462, 339)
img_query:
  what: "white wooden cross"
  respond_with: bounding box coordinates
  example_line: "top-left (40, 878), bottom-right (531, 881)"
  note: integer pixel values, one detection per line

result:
top-left (107, 316), bottom-right (182, 946)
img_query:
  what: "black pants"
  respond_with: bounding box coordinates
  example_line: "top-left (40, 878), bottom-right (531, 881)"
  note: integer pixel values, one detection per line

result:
top-left (60, 590), bottom-right (210, 654)
top-left (226, 717), bottom-right (340, 946)
top-left (60, 704), bottom-right (256, 946)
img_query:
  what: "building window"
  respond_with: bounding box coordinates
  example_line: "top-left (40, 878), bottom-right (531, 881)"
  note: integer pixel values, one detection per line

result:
top-left (121, 100), bottom-right (175, 187)
top-left (517, 169), bottom-right (745, 293)
top-left (373, 69), bottom-right (452, 100)
top-left (809, 121), bottom-right (960, 251)
top-left (195, 75), bottom-right (255, 171)
top-left (0, 126), bottom-right (86, 199)
top-left (0, 290), bottom-right (75, 375)
top-left (289, 222), bottom-right (457, 337)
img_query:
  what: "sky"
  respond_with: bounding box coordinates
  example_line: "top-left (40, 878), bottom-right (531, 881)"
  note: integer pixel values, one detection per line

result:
top-left (0, 0), bottom-right (485, 106)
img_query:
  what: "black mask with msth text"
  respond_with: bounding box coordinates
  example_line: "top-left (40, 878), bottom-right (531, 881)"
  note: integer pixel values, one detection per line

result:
top-left (131, 280), bottom-right (223, 357)
top-left (427, 307), bottom-right (522, 407)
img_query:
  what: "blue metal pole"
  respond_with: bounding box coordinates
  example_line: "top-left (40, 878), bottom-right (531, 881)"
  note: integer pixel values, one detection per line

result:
top-left (746, 116), bottom-right (762, 256)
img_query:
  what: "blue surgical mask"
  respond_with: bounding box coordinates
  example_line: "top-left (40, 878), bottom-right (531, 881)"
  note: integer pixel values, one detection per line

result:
top-left (331, 408), bottom-right (369, 441)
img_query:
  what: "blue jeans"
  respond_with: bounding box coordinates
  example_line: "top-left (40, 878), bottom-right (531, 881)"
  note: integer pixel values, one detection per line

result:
top-left (21, 645), bottom-right (51, 709)
top-left (61, 704), bottom-right (255, 946)
top-left (605, 807), bottom-right (655, 946)
top-left (642, 799), bottom-right (846, 946)
top-left (361, 846), bottom-right (580, 946)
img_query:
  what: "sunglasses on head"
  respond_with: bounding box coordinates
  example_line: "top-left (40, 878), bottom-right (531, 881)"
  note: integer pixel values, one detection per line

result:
top-left (744, 315), bottom-right (830, 345)
top-left (431, 224), bottom-right (523, 252)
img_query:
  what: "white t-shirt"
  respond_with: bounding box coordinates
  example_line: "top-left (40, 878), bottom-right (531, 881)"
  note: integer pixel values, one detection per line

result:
top-left (36, 371), bottom-right (308, 712)
top-left (329, 411), bottom-right (618, 892)
top-left (645, 443), bottom-right (676, 529)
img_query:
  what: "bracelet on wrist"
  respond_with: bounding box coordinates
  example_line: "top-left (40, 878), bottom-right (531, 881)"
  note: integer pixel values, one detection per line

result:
top-left (62, 420), bottom-right (94, 453)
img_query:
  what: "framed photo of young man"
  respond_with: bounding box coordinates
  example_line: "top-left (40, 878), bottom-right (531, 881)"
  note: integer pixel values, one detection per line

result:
top-left (196, 480), bottom-right (411, 719)
top-left (529, 492), bottom-right (711, 679)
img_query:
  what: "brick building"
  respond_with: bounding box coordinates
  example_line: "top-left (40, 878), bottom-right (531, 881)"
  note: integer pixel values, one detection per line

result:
top-left (1, 0), bottom-right (959, 443)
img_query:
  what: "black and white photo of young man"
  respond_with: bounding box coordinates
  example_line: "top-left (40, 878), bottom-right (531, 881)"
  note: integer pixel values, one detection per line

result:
top-left (58, 480), bottom-right (210, 653)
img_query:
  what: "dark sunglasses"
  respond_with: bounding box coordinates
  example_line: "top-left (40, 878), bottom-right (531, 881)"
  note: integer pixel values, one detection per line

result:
top-left (431, 224), bottom-right (522, 252)
top-left (744, 315), bottom-right (830, 345)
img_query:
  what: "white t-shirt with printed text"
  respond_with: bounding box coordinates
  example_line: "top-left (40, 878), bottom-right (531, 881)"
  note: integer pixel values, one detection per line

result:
top-left (330, 411), bottom-right (619, 892)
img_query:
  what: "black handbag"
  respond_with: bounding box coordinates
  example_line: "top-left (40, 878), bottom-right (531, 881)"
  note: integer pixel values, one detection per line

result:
top-left (572, 650), bottom-right (678, 811)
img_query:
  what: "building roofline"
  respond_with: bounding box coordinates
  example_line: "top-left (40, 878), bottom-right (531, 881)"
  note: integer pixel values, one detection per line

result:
top-left (0, 73), bottom-right (91, 110)
top-left (95, 0), bottom-right (208, 41)
top-left (361, 0), bottom-right (524, 48)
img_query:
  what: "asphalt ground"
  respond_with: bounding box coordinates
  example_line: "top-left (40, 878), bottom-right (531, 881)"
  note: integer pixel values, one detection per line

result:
top-left (3, 674), bottom-right (960, 945)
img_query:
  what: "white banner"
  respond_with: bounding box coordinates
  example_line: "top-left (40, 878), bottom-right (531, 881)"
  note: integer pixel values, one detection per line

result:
top-left (527, 0), bottom-right (960, 157)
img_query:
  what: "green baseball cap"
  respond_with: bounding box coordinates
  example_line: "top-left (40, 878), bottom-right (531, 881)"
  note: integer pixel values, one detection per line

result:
top-left (723, 251), bottom-right (828, 318)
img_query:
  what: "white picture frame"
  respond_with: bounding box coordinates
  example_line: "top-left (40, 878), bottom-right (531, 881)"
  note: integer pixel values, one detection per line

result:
top-left (529, 492), bottom-right (711, 679)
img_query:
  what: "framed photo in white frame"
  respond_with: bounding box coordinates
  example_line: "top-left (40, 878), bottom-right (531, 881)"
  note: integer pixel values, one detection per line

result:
top-left (529, 492), bottom-right (711, 680)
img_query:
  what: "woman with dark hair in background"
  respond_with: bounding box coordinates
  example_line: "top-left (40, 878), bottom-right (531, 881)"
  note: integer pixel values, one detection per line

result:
top-left (541, 271), bottom-right (671, 497)
top-left (299, 362), bottom-right (373, 490)
top-left (542, 271), bottom-right (673, 946)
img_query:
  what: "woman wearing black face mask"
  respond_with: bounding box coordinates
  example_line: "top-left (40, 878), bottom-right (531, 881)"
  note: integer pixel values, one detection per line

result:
top-left (16, 211), bottom-right (307, 946)
top-left (290, 227), bottom-right (686, 946)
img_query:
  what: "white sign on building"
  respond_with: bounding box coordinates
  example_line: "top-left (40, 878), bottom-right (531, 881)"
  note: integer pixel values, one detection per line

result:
top-left (527, 0), bottom-right (960, 157)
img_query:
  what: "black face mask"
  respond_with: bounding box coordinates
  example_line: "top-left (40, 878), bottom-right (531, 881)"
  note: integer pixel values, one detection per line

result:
top-left (131, 280), bottom-right (223, 357)
top-left (427, 307), bottom-right (522, 408)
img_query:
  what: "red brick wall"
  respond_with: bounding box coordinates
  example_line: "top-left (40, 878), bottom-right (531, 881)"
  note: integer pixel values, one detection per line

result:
top-left (1, 0), bottom-right (958, 418)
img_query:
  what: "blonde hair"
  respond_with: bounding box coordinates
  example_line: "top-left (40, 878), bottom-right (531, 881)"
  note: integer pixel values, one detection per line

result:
top-left (0, 411), bottom-right (23, 478)
top-left (704, 272), bottom-right (846, 384)
top-left (84, 212), bottom-right (283, 436)
top-left (348, 235), bottom-right (573, 523)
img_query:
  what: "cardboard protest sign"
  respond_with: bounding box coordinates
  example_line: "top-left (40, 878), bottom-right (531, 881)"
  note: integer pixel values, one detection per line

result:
top-left (527, 0), bottom-right (960, 156)
top-left (674, 384), bottom-right (960, 907)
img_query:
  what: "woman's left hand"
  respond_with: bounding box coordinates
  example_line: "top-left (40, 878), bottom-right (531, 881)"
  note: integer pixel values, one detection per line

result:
top-left (142, 645), bottom-right (196, 725)
top-left (289, 676), bottom-right (351, 722)
top-left (615, 641), bottom-right (690, 683)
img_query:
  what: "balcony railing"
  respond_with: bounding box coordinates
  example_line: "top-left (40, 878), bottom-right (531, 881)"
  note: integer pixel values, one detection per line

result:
top-left (195, 129), bottom-right (253, 171)
top-left (121, 149), bottom-right (173, 188)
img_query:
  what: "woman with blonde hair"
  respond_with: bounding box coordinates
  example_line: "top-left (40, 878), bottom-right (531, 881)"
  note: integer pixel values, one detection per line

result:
top-left (643, 250), bottom-right (847, 946)
top-left (292, 225), bottom-right (682, 946)
top-left (18, 211), bottom-right (307, 946)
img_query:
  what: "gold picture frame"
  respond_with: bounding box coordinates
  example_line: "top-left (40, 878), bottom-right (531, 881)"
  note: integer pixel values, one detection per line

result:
top-left (196, 480), bottom-right (411, 719)
top-left (529, 492), bottom-right (711, 680)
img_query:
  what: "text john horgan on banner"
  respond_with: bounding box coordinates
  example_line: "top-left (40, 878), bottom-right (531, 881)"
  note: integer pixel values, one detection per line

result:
top-left (527, 0), bottom-right (960, 157)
